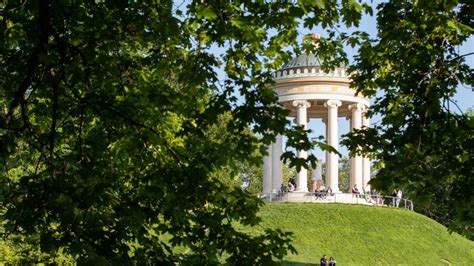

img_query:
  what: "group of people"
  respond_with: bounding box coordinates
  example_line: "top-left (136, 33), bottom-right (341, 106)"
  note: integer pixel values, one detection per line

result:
top-left (352, 185), bottom-right (404, 207)
top-left (320, 255), bottom-right (336, 266)
top-left (314, 185), bottom-right (333, 198)
top-left (351, 184), bottom-right (369, 198)
top-left (316, 185), bottom-right (333, 193)
top-left (351, 184), bottom-right (373, 203)
top-left (280, 180), bottom-right (404, 208)
top-left (352, 184), bottom-right (381, 203)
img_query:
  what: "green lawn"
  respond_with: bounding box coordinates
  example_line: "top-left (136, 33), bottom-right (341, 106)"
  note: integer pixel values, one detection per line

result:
top-left (248, 203), bottom-right (474, 265)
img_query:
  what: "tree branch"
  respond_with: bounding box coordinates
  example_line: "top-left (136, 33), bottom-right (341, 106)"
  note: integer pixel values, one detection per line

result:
top-left (450, 52), bottom-right (474, 62)
top-left (4, 0), bottom-right (51, 126)
top-left (50, 68), bottom-right (59, 178)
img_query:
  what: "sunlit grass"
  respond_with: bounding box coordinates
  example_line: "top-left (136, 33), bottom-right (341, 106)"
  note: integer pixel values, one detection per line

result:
top-left (248, 203), bottom-right (474, 265)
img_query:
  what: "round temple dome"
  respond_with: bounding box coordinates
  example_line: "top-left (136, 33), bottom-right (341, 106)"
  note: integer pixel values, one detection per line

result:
top-left (263, 48), bottom-right (371, 196)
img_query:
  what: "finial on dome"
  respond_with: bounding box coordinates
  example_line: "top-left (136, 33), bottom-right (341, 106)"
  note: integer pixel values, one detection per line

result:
top-left (311, 33), bottom-right (321, 48)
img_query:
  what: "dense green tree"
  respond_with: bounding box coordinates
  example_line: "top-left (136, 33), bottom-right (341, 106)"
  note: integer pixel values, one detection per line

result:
top-left (338, 156), bottom-right (350, 192)
top-left (208, 112), bottom-right (263, 192)
top-left (345, 0), bottom-right (473, 239)
top-left (0, 0), bottom-right (370, 263)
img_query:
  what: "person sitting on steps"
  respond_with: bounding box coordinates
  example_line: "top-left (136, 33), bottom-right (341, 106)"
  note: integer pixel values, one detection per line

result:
top-left (326, 186), bottom-right (333, 196)
top-left (319, 184), bottom-right (326, 193)
top-left (278, 183), bottom-right (287, 198)
top-left (352, 184), bottom-right (361, 198)
top-left (362, 188), bottom-right (371, 203)
top-left (288, 181), bottom-right (295, 192)
top-left (314, 184), bottom-right (326, 200)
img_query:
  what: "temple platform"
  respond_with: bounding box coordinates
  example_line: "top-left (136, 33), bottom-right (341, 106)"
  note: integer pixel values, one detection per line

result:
top-left (260, 192), bottom-right (413, 210)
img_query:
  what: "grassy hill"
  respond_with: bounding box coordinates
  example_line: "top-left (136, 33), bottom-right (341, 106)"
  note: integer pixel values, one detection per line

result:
top-left (246, 203), bottom-right (474, 265)
top-left (1, 203), bottom-right (472, 264)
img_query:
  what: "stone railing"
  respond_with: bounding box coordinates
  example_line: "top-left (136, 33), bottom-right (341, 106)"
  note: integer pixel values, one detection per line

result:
top-left (274, 66), bottom-right (348, 80)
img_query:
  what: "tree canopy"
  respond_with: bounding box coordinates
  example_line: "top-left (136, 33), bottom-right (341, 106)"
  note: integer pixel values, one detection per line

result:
top-left (0, 0), bottom-right (371, 263)
top-left (345, 0), bottom-right (473, 239)
top-left (1, 0), bottom-right (472, 263)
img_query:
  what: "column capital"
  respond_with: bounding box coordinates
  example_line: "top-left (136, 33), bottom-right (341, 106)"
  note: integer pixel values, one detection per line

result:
top-left (362, 105), bottom-right (370, 114)
top-left (348, 103), bottom-right (366, 112)
top-left (292, 100), bottom-right (311, 108)
top-left (324, 100), bottom-right (342, 108)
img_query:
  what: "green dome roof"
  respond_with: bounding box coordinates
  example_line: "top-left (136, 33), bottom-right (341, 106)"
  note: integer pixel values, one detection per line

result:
top-left (281, 54), bottom-right (323, 69)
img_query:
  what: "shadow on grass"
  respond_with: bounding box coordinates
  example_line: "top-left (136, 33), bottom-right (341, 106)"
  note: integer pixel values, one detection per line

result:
top-left (279, 261), bottom-right (319, 266)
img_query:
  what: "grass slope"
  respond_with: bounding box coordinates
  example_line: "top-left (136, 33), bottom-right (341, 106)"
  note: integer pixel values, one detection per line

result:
top-left (250, 203), bottom-right (474, 265)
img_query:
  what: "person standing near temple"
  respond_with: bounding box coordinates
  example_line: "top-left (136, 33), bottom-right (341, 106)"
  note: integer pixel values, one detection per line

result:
top-left (396, 189), bottom-right (403, 207)
top-left (391, 190), bottom-right (397, 206)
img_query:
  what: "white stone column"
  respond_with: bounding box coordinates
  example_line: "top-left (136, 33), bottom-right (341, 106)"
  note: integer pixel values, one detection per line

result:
top-left (311, 161), bottom-right (323, 181)
top-left (322, 118), bottom-right (329, 189)
top-left (324, 100), bottom-right (342, 193)
top-left (362, 110), bottom-right (371, 192)
top-left (272, 134), bottom-right (283, 192)
top-left (349, 103), bottom-right (365, 192)
top-left (310, 160), bottom-right (323, 192)
top-left (262, 144), bottom-right (273, 193)
top-left (292, 100), bottom-right (311, 192)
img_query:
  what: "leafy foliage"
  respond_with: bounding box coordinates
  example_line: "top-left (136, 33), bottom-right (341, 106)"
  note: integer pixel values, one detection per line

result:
top-left (337, 156), bottom-right (351, 192)
top-left (345, 0), bottom-right (474, 239)
top-left (0, 0), bottom-right (370, 263)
